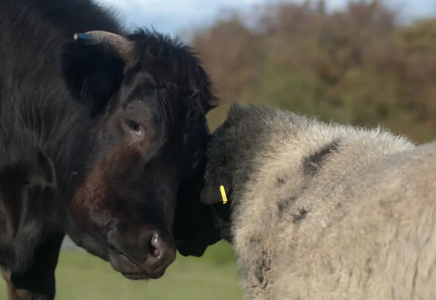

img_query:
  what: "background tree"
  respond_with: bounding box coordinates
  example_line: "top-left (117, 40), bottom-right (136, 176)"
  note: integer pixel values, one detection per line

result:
top-left (193, 0), bottom-right (436, 142)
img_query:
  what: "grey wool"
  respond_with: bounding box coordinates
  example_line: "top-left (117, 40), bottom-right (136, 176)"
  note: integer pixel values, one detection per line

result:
top-left (202, 103), bottom-right (436, 300)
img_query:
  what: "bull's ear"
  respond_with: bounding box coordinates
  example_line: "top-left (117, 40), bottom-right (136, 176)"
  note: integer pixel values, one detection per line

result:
top-left (59, 42), bottom-right (125, 116)
top-left (201, 171), bottom-right (231, 205)
top-left (180, 54), bottom-right (218, 114)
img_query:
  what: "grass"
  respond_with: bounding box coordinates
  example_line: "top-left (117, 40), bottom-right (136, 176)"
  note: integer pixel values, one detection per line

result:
top-left (0, 241), bottom-right (244, 300)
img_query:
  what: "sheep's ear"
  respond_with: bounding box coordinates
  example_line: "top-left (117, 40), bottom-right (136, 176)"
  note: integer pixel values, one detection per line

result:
top-left (201, 171), bottom-right (231, 205)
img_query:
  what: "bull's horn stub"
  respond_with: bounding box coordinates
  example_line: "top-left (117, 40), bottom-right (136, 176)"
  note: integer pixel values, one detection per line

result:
top-left (73, 31), bottom-right (133, 61)
top-left (73, 33), bottom-right (96, 44)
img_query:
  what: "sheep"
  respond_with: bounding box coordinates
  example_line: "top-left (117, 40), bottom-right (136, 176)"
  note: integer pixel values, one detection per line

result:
top-left (200, 103), bottom-right (436, 300)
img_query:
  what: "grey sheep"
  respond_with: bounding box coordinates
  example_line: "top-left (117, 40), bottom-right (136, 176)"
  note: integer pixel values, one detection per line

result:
top-left (201, 103), bottom-right (436, 300)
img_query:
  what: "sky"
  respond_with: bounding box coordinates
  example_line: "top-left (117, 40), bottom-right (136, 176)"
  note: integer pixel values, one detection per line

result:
top-left (96, 0), bottom-right (436, 35)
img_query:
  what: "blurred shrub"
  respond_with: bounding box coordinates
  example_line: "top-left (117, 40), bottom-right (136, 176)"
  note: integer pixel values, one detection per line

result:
top-left (192, 0), bottom-right (436, 142)
top-left (201, 240), bottom-right (236, 265)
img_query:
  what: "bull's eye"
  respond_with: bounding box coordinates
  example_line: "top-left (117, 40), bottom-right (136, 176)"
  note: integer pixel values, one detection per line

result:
top-left (124, 118), bottom-right (141, 133)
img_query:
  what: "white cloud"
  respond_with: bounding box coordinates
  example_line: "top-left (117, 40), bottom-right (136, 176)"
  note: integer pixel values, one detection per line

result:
top-left (96, 0), bottom-right (260, 33)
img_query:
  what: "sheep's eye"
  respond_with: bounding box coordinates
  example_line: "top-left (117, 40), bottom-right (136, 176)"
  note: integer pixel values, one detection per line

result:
top-left (124, 118), bottom-right (141, 132)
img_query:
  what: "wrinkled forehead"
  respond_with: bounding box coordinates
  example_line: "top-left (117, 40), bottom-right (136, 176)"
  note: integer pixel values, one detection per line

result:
top-left (119, 60), bottom-right (210, 154)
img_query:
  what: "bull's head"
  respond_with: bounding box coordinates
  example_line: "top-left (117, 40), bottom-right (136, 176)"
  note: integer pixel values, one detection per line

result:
top-left (58, 30), bottom-right (220, 280)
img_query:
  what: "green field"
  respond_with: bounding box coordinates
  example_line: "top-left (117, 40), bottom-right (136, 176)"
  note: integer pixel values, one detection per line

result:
top-left (0, 241), bottom-right (244, 300)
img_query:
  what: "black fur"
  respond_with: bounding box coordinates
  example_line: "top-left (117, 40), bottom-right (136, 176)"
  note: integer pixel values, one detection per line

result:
top-left (0, 0), bottom-right (218, 297)
top-left (276, 178), bottom-right (286, 186)
top-left (303, 140), bottom-right (340, 175)
top-left (291, 208), bottom-right (309, 224)
top-left (277, 195), bottom-right (297, 218)
top-left (253, 252), bottom-right (271, 287)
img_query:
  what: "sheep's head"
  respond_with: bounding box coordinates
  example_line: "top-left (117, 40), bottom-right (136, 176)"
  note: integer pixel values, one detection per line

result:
top-left (201, 103), bottom-right (272, 240)
top-left (201, 129), bottom-right (233, 222)
top-left (200, 135), bottom-right (232, 241)
top-left (200, 118), bottom-right (234, 227)
top-left (201, 152), bottom-right (231, 206)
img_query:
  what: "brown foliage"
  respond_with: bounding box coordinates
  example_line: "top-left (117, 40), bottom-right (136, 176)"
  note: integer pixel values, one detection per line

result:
top-left (192, 0), bottom-right (436, 142)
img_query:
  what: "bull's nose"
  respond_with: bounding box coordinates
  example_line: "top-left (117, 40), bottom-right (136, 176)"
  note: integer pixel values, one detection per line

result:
top-left (147, 231), bottom-right (176, 270)
top-left (107, 224), bottom-right (176, 279)
top-left (150, 233), bottom-right (162, 257)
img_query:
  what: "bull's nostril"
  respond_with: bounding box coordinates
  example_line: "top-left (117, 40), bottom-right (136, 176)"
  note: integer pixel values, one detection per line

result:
top-left (149, 233), bottom-right (161, 258)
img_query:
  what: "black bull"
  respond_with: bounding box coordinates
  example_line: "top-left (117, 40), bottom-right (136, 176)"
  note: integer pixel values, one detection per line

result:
top-left (0, 0), bottom-right (221, 299)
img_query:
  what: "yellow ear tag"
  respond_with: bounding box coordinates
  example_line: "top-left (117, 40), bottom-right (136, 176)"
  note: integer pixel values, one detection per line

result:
top-left (220, 185), bottom-right (228, 204)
